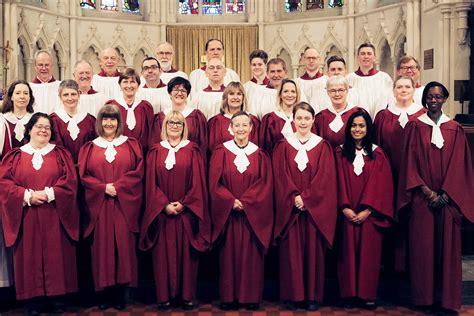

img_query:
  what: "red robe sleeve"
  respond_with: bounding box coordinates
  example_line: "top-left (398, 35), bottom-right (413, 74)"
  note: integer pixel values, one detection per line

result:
top-left (193, 110), bottom-right (209, 155)
top-left (152, 112), bottom-right (164, 145)
top-left (259, 113), bottom-right (276, 154)
top-left (209, 146), bottom-right (274, 251)
top-left (272, 139), bottom-right (338, 248)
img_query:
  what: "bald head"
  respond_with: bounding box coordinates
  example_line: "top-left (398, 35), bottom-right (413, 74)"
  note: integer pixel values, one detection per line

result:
top-left (156, 42), bottom-right (175, 71)
top-left (99, 48), bottom-right (120, 76)
top-left (205, 58), bottom-right (226, 86)
top-left (34, 50), bottom-right (54, 82)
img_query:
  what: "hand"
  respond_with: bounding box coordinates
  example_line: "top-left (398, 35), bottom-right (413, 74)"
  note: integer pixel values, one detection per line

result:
top-left (165, 203), bottom-right (178, 215)
top-left (105, 183), bottom-right (117, 197)
top-left (342, 208), bottom-right (357, 221)
top-left (172, 201), bottom-right (184, 214)
top-left (353, 209), bottom-right (372, 224)
top-left (233, 199), bottom-right (243, 211)
top-left (30, 191), bottom-right (48, 205)
top-left (294, 195), bottom-right (304, 210)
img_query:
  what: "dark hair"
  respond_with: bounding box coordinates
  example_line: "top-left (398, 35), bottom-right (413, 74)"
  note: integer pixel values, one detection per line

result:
top-left (230, 110), bottom-right (252, 125)
top-left (249, 50), bottom-right (268, 64)
top-left (96, 104), bottom-right (124, 138)
top-left (342, 109), bottom-right (374, 163)
top-left (357, 43), bottom-right (376, 55)
top-left (167, 76), bottom-right (192, 95)
top-left (142, 57), bottom-right (161, 69)
top-left (2, 80), bottom-right (35, 114)
top-left (326, 55), bottom-right (346, 68)
top-left (397, 55), bottom-right (420, 70)
top-left (118, 68), bottom-right (141, 86)
top-left (205, 39), bottom-right (224, 51)
top-left (292, 101), bottom-right (315, 119)
top-left (24, 112), bottom-right (56, 142)
top-left (421, 81), bottom-right (449, 107)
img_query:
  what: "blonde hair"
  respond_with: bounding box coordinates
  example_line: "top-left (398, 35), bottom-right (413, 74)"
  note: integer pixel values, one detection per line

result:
top-left (220, 82), bottom-right (249, 114)
top-left (160, 110), bottom-right (188, 141)
top-left (277, 79), bottom-right (301, 111)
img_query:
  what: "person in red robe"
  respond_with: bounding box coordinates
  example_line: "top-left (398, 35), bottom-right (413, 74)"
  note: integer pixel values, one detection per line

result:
top-left (259, 79), bottom-right (301, 154)
top-left (313, 75), bottom-right (360, 148)
top-left (335, 109), bottom-right (394, 310)
top-left (152, 77), bottom-right (208, 154)
top-left (273, 102), bottom-right (337, 311)
top-left (0, 113), bottom-right (79, 314)
top-left (51, 80), bottom-right (97, 163)
top-left (397, 82), bottom-right (474, 313)
top-left (78, 104), bottom-right (144, 311)
top-left (139, 110), bottom-right (210, 311)
top-left (208, 82), bottom-right (260, 152)
top-left (209, 111), bottom-right (273, 311)
top-left (106, 68), bottom-right (154, 154)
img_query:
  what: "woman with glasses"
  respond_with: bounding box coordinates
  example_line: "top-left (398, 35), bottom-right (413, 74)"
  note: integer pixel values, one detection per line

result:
top-left (397, 82), bottom-right (474, 313)
top-left (106, 68), bottom-right (154, 153)
top-left (140, 110), bottom-right (210, 311)
top-left (152, 77), bottom-right (208, 153)
top-left (313, 75), bottom-right (360, 148)
top-left (0, 113), bottom-right (79, 314)
top-left (78, 104), bottom-right (144, 310)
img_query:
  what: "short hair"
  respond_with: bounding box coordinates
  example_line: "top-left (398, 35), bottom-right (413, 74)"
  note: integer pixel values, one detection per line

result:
top-left (205, 39), bottom-right (224, 51)
top-left (99, 47), bottom-right (120, 59)
top-left (267, 57), bottom-right (287, 72)
top-left (142, 57), bottom-right (161, 69)
top-left (157, 41), bottom-right (174, 54)
top-left (73, 59), bottom-right (93, 71)
top-left (327, 55), bottom-right (346, 68)
top-left (397, 55), bottom-right (420, 70)
top-left (326, 75), bottom-right (349, 89)
top-left (1, 80), bottom-right (35, 114)
top-left (342, 108), bottom-right (374, 162)
top-left (277, 79), bottom-right (301, 111)
top-left (34, 50), bottom-right (52, 63)
top-left (160, 110), bottom-right (188, 141)
top-left (230, 110), bottom-right (252, 126)
top-left (249, 50), bottom-right (268, 64)
top-left (357, 43), bottom-right (376, 55)
top-left (393, 75), bottom-right (415, 89)
top-left (24, 112), bottom-right (56, 142)
top-left (58, 79), bottom-right (80, 95)
top-left (167, 76), bottom-right (191, 95)
top-left (220, 82), bottom-right (248, 114)
top-left (292, 102), bottom-right (315, 119)
top-left (421, 81), bottom-right (449, 108)
top-left (118, 68), bottom-right (141, 86)
top-left (96, 104), bottom-right (124, 138)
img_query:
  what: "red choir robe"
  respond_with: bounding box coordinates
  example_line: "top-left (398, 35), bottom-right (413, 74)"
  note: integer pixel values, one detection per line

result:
top-left (139, 141), bottom-right (210, 303)
top-left (0, 112), bottom-right (32, 159)
top-left (209, 141), bottom-right (273, 303)
top-left (51, 109), bottom-right (97, 163)
top-left (313, 105), bottom-right (359, 148)
top-left (152, 106), bottom-right (208, 153)
top-left (272, 134), bottom-right (337, 302)
top-left (0, 144), bottom-right (79, 299)
top-left (78, 136), bottom-right (144, 290)
top-left (106, 97), bottom-right (154, 153)
top-left (373, 103), bottom-right (425, 271)
top-left (397, 114), bottom-right (474, 310)
top-left (208, 113), bottom-right (260, 152)
top-left (259, 110), bottom-right (297, 154)
top-left (335, 145), bottom-right (394, 300)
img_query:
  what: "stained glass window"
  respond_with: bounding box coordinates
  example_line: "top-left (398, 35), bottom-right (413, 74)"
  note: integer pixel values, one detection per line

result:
top-left (202, 0), bottom-right (222, 14)
top-left (284, 0), bottom-right (302, 12)
top-left (328, 0), bottom-right (344, 8)
top-left (122, 0), bottom-right (139, 13)
top-left (306, 0), bottom-right (323, 10)
top-left (225, 0), bottom-right (245, 14)
top-left (80, 0), bottom-right (96, 9)
top-left (179, 0), bottom-right (199, 14)
top-left (101, 0), bottom-right (118, 11)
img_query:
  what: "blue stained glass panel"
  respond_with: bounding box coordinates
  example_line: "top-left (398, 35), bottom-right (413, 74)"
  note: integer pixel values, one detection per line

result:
top-left (284, 0), bottom-right (302, 12)
top-left (225, 0), bottom-right (245, 14)
top-left (179, 0), bottom-right (199, 14)
top-left (123, 0), bottom-right (140, 13)
top-left (202, 0), bottom-right (222, 14)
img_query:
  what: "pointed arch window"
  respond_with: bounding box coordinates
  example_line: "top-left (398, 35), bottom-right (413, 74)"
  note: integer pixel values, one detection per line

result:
top-left (284, 0), bottom-right (343, 13)
top-left (80, 0), bottom-right (140, 14)
top-left (178, 0), bottom-right (246, 15)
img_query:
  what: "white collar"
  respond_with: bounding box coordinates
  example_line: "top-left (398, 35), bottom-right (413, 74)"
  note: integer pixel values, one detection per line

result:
top-left (54, 107), bottom-right (88, 140)
top-left (164, 105), bottom-right (194, 118)
top-left (417, 112), bottom-right (451, 149)
top-left (20, 143), bottom-right (56, 170)
top-left (93, 135), bottom-right (128, 162)
top-left (273, 110), bottom-right (294, 138)
top-left (286, 133), bottom-right (322, 171)
top-left (327, 103), bottom-right (356, 133)
top-left (223, 140), bottom-right (258, 173)
top-left (388, 102), bottom-right (423, 128)
top-left (160, 139), bottom-right (190, 170)
top-left (3, 112), bottom-right (32, 142)
top-left (115, 95), bottom-right (143, 130)
top-left (352, 144), bottom-right (378, 176)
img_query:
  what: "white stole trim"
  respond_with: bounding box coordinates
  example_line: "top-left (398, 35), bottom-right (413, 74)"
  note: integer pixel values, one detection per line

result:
top-left (286, 133), bottom-right (322, 172)
top-left (3, 112), bottom-right (32, 142)
top-left (223, 113), bottom-right (234, 136)
top-left (160, 140), bottom-right (190, 170)
top-left (417, 113), bottom-right (451, 149)
top-left (54, 108), bottom-right (88, 140)
top-left (387, 102), bottom-right (423, 128)
top-left (115, 96), bottom-right (143, 130)
top-left (352, 144), bottom-right (378, 176)
top-left (273, 110), bottom-right (294, 138)
top-left (223, 140), bottom-right (258, 173)
top-left (327, 104), bottom-right (356, 133)
top-left (20, 143), bottom-right (55, 170)
top-left (92, 135), bottom-right (128, 163)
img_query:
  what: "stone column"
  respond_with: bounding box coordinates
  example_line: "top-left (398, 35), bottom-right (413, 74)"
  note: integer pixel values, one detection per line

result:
top-left (9, 1), bottom-right (18, 81)
top-left (405, 0), bottom-right (414, 55)
top-left (24, 58), bottom-right (33, 82)
top-left (160, 0), bottom-right (167, 42)
top-left (258, 0), bottom-right (265, 48)
top-left (149, 0), bottom-right (157, 23)
top-left (413, 0), bottom-right (421, 60)
top-left (3, 1), bottom-right (11, 85)
top-left (70, 2), bottom-right (78, 77)
top-left (347, 0), bottom-right (355, 71)
top-left (440, 5), bottom-right (452, 114)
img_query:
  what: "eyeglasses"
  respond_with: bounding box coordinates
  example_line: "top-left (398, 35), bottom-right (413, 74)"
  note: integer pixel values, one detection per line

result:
top-left (172, 88), bottom-right (188, 95)
top-left (157, 51), bottom-right (172, 56)
top-left (207, 65), bottom-right (224, 71)
top-left (142, 65), bottom-right (160, 71)
top-left (399, 66), bottom-right (418, 71)
top-left (328, 89), bottom-right (347, 95)
top-left (426, 94), bottom-right (445, 101)
top-left (167, 120), bottom-right (184, 127)
top-left (33, 124), bottom-right (51, 131)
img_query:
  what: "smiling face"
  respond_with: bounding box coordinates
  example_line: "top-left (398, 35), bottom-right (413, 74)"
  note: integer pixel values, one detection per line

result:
top-left (59, 87), bottom-right (80, 111)
top-left (119, 77), bottom-right (139, 99)
top-left (250, 57), bottom-right (266, 79)
top-left (327, 83), bottom-right (348, 108)
top-left (231, 114), bottom-right (252, 144)
top-left (393, 78), bottom-right (415, 105)
top-left (357, 47), bottom-right (376, 69)
top-left (99, 48), bottom-right (120, 75)
top-left (169, 84), bottom-right (188, 107)
top-left (280, 81), bottom-right (298, 108)
top-left (267, 63), bottom-right (287, 88)
top-left (11, 83), bottom-right (31, 112)
top-left (425, 86), bottom-right (447, 114)
top-left (73, 62), bottom-right (93, 90)
top-left (206, 40), bottom-right (224, 60)
top-left (226, 88), bottom-right (244, 112)
top-left (294, 108), bottom-right (314, 136)
top-left (142, 59), bottom-right (161, 83)
top-left (165, 115), bottom-right (185, 141)
top-left (350, 115), bottom-right (367, 143)
top-left (34, 52), bottom-right (53, 82)
top-left (102, 117), bottom-right (118, 139)
top-left (397, 59), bottom-right (420, 83)
top-left (30, 117), bottom-right (52, 146)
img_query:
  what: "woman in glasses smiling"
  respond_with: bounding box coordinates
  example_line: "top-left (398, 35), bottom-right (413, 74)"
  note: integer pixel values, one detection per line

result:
top-left (140, 110), bottom-right (210, 311)
top-left (313, 75), bottom-right (361, 148)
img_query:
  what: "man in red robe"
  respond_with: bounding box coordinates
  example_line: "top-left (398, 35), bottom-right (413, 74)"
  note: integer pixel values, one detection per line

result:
top-left (92, 48), bottom-right (122, 100)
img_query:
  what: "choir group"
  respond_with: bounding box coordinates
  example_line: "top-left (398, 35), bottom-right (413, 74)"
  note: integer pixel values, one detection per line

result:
top-left (0, 38), bottom-right (472, 315)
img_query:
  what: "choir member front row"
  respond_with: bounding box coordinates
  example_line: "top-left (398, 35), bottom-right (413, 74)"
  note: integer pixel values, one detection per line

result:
top-left (0, 82), bottom-right (472, 314)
